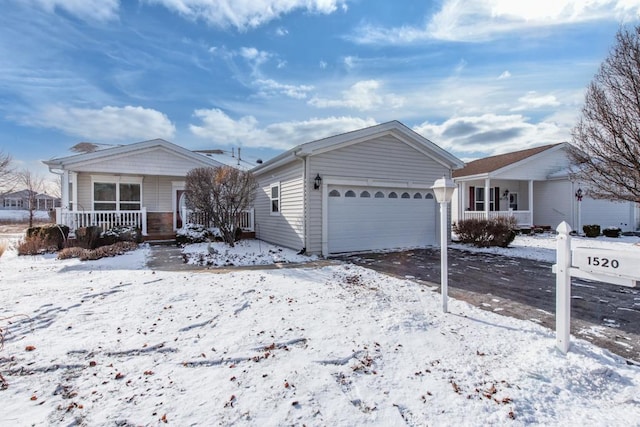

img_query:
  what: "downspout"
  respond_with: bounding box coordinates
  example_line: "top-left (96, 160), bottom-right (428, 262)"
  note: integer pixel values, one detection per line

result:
top-left (293, 150), bottom-right (308, 254)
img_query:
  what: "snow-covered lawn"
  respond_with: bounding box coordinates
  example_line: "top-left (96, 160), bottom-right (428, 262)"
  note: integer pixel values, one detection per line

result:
top-left (1, 243), bottom-right (639, 426)
top-left (452, 232), bottom-right (640, 263)
top-left (182, 240), bottom-right (318, 266)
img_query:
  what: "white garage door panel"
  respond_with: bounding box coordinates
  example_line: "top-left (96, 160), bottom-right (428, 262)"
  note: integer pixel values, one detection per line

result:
top-left (328, 186), bottom-right (436, 253)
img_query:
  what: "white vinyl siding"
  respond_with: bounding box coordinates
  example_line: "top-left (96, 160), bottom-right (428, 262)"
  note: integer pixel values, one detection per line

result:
top-left (533, 180), bottom-right (572, 229)
top-left (581, 193), bottom-right (636, 232)
top-left (493, 148), bottom-right (571, 181)
top-left (70, 146), bottom-right (219, 177)
top-left (254, 161), bottom-right (305, 250)
top-left (307, 135), bottom-right (449, 254)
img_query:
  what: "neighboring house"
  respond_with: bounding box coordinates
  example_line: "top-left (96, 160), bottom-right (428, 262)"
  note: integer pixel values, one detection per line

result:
top-left (1, 189), bottom-right (60, 211)
top-left (43, 139), bottom-right (232, 239)
top-left (452, 143), bottom-right (640, 232)
top-left (252, 121), bottom-right (464, 256)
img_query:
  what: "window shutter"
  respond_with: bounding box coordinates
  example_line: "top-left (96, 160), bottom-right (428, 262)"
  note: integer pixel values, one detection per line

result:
top-left (469, 186), bottom-right (475, 209)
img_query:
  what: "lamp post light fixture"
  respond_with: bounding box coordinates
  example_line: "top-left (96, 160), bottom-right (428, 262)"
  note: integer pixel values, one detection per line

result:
top-left (431, 176), bottom-right (456, 313)
top-left (313, 173), bottom-right (322, 190)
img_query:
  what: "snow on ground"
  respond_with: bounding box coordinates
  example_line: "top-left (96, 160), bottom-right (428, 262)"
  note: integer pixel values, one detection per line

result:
top-left (452, 232), bottom-right (640, 263)
top-left (1, 244), bottom-right (640, 426)
top-left (0, 209), bottom-right (50, 222)
top-left (182, 240), bottom-right (318, 266)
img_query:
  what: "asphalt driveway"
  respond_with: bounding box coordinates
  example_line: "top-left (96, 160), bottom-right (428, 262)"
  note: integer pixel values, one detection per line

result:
top-left (338, 248), bottom-right (640, 364)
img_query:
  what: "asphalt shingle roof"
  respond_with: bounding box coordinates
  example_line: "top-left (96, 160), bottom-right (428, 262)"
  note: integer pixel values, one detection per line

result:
top-left (452, 143), bottom-right (562, 178)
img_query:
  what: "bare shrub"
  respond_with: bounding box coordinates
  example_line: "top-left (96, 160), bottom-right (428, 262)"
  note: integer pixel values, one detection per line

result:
top-left (57, 241), bottom-right (138, 261)
top-left (453, 217), bottom-right (518, 248)
top-left (185, 166), bottom-right (257, 246)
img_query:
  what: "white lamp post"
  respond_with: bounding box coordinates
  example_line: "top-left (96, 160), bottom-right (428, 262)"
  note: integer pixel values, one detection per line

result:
top-left (432, 176), bottom-right (456, 313)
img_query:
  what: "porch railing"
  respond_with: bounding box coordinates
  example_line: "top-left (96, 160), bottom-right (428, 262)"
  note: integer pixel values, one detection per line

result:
top-left (461, 210), bottom-right (532, 227)
top-left (185, 208), bottom-right (255, 232)
top-left (56, 207), bottom-right (147, 236)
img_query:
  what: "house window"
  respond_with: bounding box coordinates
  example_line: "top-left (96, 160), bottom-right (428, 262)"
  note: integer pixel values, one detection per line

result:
top-left (93, 178), bottom-right (142, 211)
top-left (270, 183), bottom-right (280, 214)
top-left (472, 187), bottom-right (499, 211)
top-left (474, 187), bottom-right (485, 211)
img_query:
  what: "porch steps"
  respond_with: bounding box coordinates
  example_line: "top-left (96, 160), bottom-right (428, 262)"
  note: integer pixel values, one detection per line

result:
top-left (143, 233), bottom-right (177, 246)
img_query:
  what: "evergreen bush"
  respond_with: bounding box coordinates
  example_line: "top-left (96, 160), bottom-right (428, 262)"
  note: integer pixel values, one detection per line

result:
top-left (582, 224), bottom-right (601, 238)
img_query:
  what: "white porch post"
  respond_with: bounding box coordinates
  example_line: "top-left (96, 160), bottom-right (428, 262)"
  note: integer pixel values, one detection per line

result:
top-left (141, 207), bottom-right (148, 236)
top-left (528, 180), bottom-right (534, 226)
top-left (459, 181), bottom-right (466, 219)
top-left (61, 170), bottom-right (70, 210)
top-left (484, 178), bottom-right (491, 218)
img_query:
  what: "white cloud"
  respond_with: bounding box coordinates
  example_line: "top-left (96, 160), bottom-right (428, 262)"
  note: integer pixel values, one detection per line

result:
top-left (275, 27), bottom-right (288, 36)
top-left (23, 0), bottom-right (119, 21)
top-left (254, 79), bottom-right (314, 99)
top-left (349, 0), bottom-right (640, 44)
top-left (309, 80), bottom-right (404, 111)
top-left (189, 108), bottom-right (376, 149)
top-left (498, 70), bottom-right (511, 79)
top-left (319, 60), bottom-right (328, 69)
top-left (512, 91), bottom-right (561, 110)
top-left (239, 47), bottom-right (271, 64)
top-left (413, 113), bottom-right (570, 156)
top-left (146, 0), bottom-right (348, 30)
top-left (26, 105), bottom-right (176, 141)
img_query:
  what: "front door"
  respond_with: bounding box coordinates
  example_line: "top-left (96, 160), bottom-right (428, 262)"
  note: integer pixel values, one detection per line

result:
top-left (176, 190), bottom-right (186, 229)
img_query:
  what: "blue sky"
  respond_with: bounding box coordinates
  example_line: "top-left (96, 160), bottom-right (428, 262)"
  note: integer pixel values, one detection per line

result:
top-left (2, 0), bottom-right (639, 178)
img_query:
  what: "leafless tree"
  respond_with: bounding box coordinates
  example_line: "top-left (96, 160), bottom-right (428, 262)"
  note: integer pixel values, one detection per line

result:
top-left (570, 25), bottom-right (640, 202)
top-left (0, 150), bottom-right (15, 195)
top-left (19, 169), bottom-right (45, 228)
top-left (185, 166), bottom-right (257, 246)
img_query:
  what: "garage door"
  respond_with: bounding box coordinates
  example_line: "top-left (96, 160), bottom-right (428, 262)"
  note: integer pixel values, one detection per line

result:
top-left (327, 186), bottom-right (437, 253)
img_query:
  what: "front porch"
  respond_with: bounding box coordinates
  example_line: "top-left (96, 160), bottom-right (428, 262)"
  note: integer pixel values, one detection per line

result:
top-left (55, 207), bottom-right (255, 240)
top-left (456, 178), bottom-right (535, 228)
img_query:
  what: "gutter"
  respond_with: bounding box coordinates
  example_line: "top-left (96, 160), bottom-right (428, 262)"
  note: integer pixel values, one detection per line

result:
top-left (293, 151), bottom-right (308, 253)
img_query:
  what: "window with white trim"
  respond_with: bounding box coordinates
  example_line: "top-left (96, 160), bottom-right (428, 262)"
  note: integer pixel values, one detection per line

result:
top-left (92, 176), bottom-right (142, 211)
top-left (270, 183), bottom-right (280, 214)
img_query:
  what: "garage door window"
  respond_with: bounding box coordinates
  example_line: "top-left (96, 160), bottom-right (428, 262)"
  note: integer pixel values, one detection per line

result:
top-left (360, 191), bottom-right (371, 198)
top-left (426, 193), bottom-right (434, 199)
top-left (401, 192), bottom-right (410, 199)
top-left (374, 191), bottom-right (385, 198)
top-left (345, 190), bottom-right (356, 197)
top-left (270, 183), bottom-right (280, 215)
top-left (414, 193), bottom-right (423, 199)
top-left (388, 192), bottom-right (398, 198)
top-left (329, 189), bottom-right (340, 197)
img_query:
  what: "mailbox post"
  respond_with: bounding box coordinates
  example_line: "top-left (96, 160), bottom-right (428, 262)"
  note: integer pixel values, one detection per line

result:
top-left (553, 221), bottom-right (638, 354)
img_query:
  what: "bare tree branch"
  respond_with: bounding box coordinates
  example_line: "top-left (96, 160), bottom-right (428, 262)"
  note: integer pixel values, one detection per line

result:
top-left (19, 169), bottom-right (45, 228)
top-left (0, 150), bottom-right (16, 196)
top-left (570, 25), bottom-right (640, 203)
top-left (185, 166), bottom-right (257, 246)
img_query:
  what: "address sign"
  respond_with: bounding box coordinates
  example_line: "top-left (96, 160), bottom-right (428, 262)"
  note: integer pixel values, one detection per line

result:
top-left (572, 247), bottom-right (638, 279)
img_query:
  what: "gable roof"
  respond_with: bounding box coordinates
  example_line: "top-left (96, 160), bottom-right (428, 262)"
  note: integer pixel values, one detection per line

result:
top-left (43, 138), bottom-right (224, 172)
top-left (253, 120), bottom-right (464, 175)
top-left (453, 143), bottom-right (564, 178)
